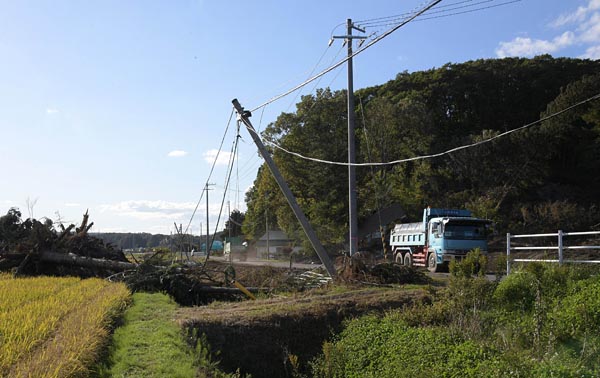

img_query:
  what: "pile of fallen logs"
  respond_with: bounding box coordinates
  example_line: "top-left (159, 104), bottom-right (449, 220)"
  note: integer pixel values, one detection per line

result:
top-left (0, 208), bottom-right (131, 276)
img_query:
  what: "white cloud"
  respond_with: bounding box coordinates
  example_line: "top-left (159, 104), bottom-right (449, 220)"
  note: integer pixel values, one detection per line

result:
top-left (495, 31), bottom-right (575, 58)
top-left (551, 0), bottom-right (600, 27)
top-left (167, 150), bottom-right (188, 158)
top-left (581, 44), bottom-right (600, 58)
top-left (64, 202), bottom-right (81, 207)
top-left (203, 149), bottom-right (234, 166)
top-left (100, 200), bottom-right (197, 220)
top-left (46, 108), bottom-right (59, 114)
top-left (497, 1), bottom-right (600, 59)
top-left (579, 12), bottom-right (600, 43)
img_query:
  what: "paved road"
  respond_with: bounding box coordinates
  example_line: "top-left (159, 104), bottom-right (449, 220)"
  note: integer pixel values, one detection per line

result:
top-left (212, 256), bottom-right (322, 270)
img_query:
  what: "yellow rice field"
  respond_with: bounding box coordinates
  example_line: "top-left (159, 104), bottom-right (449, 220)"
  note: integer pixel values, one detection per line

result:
top-left (0, 274), bottom-right (130, 378)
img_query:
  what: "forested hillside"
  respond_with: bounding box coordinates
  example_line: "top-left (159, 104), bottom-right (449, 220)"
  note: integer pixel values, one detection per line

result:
top-left (243, 56), bottom-right (600, 253)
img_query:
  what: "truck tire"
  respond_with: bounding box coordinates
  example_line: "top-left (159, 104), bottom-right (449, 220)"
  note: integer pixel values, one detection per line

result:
top-left (427, 252), bottom-right (439, 273)
top-left (395, 251), bottom-right (403, 264)
top-left (403, 252), bottom-right (412, 267)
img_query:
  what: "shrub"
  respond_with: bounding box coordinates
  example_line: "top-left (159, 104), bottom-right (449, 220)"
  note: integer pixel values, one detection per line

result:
top-left (449, 248), bottom-right (487, 278)
top-left (551, 275), bottom-right (600, 339)
top-left (493, 271), bottom-right (538, 313)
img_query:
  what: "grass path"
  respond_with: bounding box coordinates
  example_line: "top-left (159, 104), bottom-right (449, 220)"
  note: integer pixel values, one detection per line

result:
top-left (98, 292), bottom-right (197, 378)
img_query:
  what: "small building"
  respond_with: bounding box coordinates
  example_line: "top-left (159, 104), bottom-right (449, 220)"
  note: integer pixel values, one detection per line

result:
top-left (255, 229), bottom-right (301, 259)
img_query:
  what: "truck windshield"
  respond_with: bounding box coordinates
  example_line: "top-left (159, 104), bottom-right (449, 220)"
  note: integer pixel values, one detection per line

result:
top-left (443, 223), bottom-right (486, 240)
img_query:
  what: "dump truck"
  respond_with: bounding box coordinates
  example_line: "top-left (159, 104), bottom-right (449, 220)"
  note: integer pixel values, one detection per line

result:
top-left (389, 208), bottom-right (491, 272)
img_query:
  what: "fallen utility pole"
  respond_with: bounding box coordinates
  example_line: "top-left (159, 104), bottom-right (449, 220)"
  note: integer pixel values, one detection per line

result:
top-left (232, 99), bottom-right (337, 278)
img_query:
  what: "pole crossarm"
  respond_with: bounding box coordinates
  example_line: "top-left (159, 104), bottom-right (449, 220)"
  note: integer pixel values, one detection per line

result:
top-left (231, 99), bottom-right (337, 278)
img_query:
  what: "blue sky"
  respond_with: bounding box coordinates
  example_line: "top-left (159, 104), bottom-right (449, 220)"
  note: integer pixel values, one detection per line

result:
top-left (1, 0), bottom-right (598, 235)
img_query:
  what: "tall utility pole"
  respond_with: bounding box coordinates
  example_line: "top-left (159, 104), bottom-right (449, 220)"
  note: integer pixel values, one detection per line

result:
top-left (204, 183), bottom-right (215, 254)
top-left (333, 19), bottom-right (365, 256)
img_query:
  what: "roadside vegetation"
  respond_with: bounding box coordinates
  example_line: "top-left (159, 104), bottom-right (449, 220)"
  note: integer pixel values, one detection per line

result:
top-left (312, 252), bottom-right (600, 377)
top-left (0, 274), bottom-right (130, 378)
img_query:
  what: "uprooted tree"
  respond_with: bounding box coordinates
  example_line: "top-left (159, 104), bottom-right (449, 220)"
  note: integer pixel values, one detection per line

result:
top-left (0, 208), bottom-right (133, 276)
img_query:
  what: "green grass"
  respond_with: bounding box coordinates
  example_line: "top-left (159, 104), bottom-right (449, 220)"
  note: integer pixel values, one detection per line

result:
top-left (98, 292), bottom-right (197, 378)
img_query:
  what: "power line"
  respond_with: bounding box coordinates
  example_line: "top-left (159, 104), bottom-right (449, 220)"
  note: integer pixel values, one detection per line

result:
top-left (255, 92), bottom-right (600, 167)
top-left (355, 0), bottom-right (477, 24)
top-left (249, 0), bottom-right (442, 113)
top-left (285, 43), bottom-right (336, 113)
top-left (204, 119), bottom-right (241, 262)
top-left (414, 0), bottom-right (521, 22)
top-left (357, 0), bottom-right (496, 27)
top-left (184, 109), bottom-right (234, 235)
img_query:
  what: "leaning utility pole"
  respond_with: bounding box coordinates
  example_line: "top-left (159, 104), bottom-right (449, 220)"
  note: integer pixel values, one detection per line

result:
top-left (333, 19), bottom-right (366, 256)
top-left (232, 99), bottom-right (337, 278)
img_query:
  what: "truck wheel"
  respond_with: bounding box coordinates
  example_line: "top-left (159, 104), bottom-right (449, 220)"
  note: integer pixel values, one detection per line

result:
top-left (395, 252), bottom-right (403, 264)
top-left (403, 253), bottom-right (412, 267)
top-left (427, 252), bottom-right (438, 273)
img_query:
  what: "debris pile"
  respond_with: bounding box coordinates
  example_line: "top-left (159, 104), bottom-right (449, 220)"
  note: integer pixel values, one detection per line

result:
top-left (339, 255), bottom-right (430, 285)
top-left (0, 209), bottom-right (129, 276)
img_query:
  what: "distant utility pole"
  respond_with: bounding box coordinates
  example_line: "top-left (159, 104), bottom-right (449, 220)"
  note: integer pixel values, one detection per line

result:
top-left (204, 183), bottom-right (215, 254)
top-left (265, 192), bottom-right (270, 260)
top-left (332, 19), bottom-right (366, 256)
top-left (227, 201), bottom-right (233, 263)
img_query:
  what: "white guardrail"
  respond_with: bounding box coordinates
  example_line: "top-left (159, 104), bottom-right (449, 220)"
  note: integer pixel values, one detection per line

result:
top-left (506, 230), bottom-right (600, 274)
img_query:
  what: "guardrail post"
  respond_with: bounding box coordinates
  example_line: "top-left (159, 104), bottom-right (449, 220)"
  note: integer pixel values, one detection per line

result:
top-left (506, 233), bottom-right (511, 275)
top-left (558, 229), bottom-right (563, 266)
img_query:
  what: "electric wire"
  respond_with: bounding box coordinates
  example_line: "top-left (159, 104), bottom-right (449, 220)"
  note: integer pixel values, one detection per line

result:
top-left (413, 0), bottom-right (521, 22)
top-left (249, 0), bottom-right (443, 113)
top-left (288, 43), bottom-right (346, 114)
top-left (355, 0), bottom-right (477, 24)
top-left (357, 0), bottom-right (496, 27)
top-left (358, 94), bottom-right (386, 254)
top-left (203, 119), bottom-right (241, 263)
top-left (183, 109), bottom-right (234, 235)
top-left (238, 158), bottom-right (263, 181)
top-left (286, 43), bottom-right (334, 113)
top-left (257, 104), bottom-right (267, 133)
top-left (254, 92), bottom-right (600, 167)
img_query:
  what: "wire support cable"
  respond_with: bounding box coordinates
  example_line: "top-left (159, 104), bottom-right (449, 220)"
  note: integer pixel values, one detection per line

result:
top-left (249, 0), bottom-right (442, 113)
top-left (257, 92), bottom-right (600, 167)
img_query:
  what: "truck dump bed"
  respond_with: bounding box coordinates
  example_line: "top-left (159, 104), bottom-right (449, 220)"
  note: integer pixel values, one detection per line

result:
top-left (390, 222), bottom-right (426, 247)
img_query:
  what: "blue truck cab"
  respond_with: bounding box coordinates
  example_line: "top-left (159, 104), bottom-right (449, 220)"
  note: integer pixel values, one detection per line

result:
top-left (389, 208), bottom-right (490, 272)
